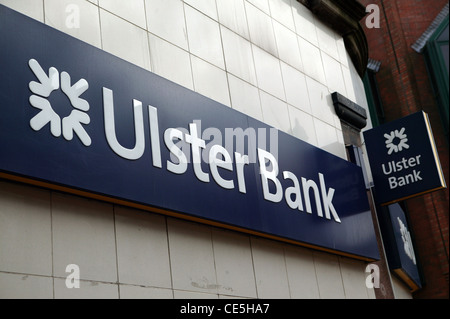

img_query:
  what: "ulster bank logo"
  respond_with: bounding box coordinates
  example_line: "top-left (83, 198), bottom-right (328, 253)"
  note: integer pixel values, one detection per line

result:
top-left (28, 58), bottom-right (91, 146)
top-left (384, 127), bottom-right (409, 155)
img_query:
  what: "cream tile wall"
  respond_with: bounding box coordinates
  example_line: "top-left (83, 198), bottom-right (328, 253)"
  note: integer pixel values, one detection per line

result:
top-left (0, 180), bottom-right (377, 299)
top-left (0, 0), bottom-right (377, 299)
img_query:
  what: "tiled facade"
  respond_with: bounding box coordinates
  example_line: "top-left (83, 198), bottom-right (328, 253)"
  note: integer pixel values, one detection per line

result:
top-left (0, 0), bottom-right (412, 299)
top-left (0, 180), bottom-right (378, 299)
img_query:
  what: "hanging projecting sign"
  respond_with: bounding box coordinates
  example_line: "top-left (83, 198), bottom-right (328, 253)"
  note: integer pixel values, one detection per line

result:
top-left (0, 5), bottom-right (379, 260)
top-left (364, 111), bottom-right (446, 205)
top-left (381, 204), bottom-right (422, 291)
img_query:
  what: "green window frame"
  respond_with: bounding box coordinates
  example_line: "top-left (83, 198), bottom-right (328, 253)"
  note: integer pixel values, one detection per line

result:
top-left (424, 16), bottom-right (449, 141)
top-left (363, 69), bottom-right (385, 128)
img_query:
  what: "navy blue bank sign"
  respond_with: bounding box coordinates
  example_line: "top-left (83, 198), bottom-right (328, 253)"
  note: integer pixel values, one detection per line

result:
top-left (364, 112), bottom-right (446, 205)
top-left (385, 204), bottom-right (421, 291)
top-left (0, 5), bottom-right (379, 260)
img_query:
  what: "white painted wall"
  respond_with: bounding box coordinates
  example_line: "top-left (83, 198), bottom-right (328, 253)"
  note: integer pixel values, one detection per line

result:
top-left (0, 0), bottom-right (380, 299)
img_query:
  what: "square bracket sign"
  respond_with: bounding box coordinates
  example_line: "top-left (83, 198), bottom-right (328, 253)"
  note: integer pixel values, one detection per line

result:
top-left (364, 111), bottom-right (446, 205)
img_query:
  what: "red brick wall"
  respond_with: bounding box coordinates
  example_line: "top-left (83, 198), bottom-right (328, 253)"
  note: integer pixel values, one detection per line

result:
top-left (360, 0), bottom-right (449, 299)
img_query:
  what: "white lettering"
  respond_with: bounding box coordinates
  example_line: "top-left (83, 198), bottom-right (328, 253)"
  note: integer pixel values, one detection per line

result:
top-left (103, 87), bottom-right (145, 160)
top-left (302, 177), bottom-right (323, 217)
top-left (382, 155), bottom-right (422, 175)
top-left (365, 263), bottom-right (380, 289)
top-left (65, 264), bottom-right (80, 289)
top-left (388, 170), bottom-right (422, 189)
top-left (413, 169), bottom-right (422, 181)
top-left (389, 176), bottom-right (398, 189)
top-left (202, 124), bottom-right (222, 164)
top-left (365, 4), bottom-right (380, 29)
top-left (100, 89), bottom-right (343, 224)
top-left (234, 152), bottom-right (249, 194)
top-left (283, 171), bottom-right (303, 211)
top-left (257, 150), bottom-right (340, 222)
top-left (185, 122), bottom-right (209, 183)
top-left (319, 173), bottom-right (341, 223)
top-left (180, 303), bottom-right (214, 317)
top-left (258, 148), bottom-right (283, 203)
top-left (165, 128), bottom-right (187, 174)
top-left (209, 144), bottom-right (234, 189)
top-left (148, 105), bottom-right (162, 168)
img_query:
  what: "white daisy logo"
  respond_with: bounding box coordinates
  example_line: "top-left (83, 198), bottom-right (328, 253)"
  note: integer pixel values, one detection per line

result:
top-left (28, 58), bottom-right (91, 146)
top-left (397, 217), bottom-right (416, 265)
top-left (384, 127), bottom-right (408, 155)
